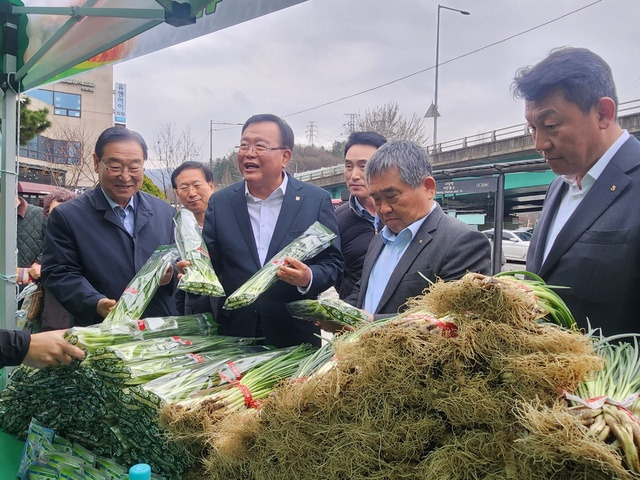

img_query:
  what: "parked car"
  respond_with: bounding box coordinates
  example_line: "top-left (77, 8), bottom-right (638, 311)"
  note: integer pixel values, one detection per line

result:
top-left (481, 229), bottom-right (531, 263)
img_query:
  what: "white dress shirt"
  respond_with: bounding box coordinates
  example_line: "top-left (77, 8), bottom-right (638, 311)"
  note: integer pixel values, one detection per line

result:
top-left (543, 130), bottom-right (629, 262)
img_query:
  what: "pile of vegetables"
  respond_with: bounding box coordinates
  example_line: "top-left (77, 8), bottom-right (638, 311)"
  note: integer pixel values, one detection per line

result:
top-left (164, 272), bottom-right (640, 480)
top-left (0, 317), bottom-right (312, 479)
top-left (0, 244), bottom-right (316, 479)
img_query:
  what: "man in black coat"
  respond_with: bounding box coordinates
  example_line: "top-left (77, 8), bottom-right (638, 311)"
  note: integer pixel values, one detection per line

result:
top-left (334, 131), bottom-right (387, 299)
top-left (42, 127), bottom-right (177, 326)
top-left (202, 114), bottom-right (343, 348)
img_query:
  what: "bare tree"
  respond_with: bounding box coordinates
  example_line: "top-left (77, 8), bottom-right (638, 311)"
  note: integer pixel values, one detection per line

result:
top-left (347, 102), bottom-right (428, 146)
top-left (150, 122), bottom-right (199, 200)
top-left (46, 120), bottom-right (99, 191)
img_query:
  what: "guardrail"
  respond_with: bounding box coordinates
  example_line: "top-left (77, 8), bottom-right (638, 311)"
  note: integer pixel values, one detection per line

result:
top-left (295, 98), bottom-right (640, 181)
top-left (294, 164), bottom-right (343, 182)
top-left (427, 98), bottom-right (640, 155)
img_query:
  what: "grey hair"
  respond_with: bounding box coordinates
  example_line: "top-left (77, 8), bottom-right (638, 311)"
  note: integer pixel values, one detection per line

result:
top-left (365, 140), bottom-right (432, 188)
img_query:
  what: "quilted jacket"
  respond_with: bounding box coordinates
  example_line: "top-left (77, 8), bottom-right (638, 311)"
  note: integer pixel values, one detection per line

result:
top-left (17, 197), bottom-right (45, 267)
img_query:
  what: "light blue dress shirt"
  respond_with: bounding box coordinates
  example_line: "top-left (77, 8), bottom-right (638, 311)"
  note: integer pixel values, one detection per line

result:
top-left (363, 209), bottom-right (431, 313)
top-left (102, 188), bottom-right (135, 236)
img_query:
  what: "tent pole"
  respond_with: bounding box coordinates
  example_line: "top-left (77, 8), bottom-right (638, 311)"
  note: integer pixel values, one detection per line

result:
top-left (0, 6), bottom-right (19, 389)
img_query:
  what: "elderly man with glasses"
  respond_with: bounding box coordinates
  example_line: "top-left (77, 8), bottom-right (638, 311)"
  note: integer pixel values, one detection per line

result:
top-left (202, 113), bottom-right (343, 348)
top-left (42, 126), bottom-right (178, 326)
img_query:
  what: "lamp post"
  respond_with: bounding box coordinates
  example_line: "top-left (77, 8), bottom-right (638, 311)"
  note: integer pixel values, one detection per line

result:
top-left (427, 4), bottom-right (470, 150)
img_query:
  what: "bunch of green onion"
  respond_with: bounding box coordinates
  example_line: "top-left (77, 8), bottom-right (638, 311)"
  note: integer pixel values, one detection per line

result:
top-left (104, 244), bottom-right (179, 324)
top-left (223, 221), bottom-right (336, 310)
top-left (287, 297), bottom-right (371, 330)
top-left (494, 270), bottom-right (577, 329)
top-left (174, 208), bottom-right (225, 298)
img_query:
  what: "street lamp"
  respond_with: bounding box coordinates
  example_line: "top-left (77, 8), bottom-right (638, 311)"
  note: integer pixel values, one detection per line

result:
top-left (425, 4), bottom-right (470, 150)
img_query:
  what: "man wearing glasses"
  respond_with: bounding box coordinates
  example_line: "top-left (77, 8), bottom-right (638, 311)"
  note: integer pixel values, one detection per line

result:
top-left (42, 126), bottom-right (178, 326)
top-left (346, 140), bottom-right (491, 318)
top-left (202, 114), bottom-right (343, 348)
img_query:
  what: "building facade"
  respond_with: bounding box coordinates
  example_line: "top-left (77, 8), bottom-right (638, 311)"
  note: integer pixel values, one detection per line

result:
top-left (19, 66), bottom-right (115, 203)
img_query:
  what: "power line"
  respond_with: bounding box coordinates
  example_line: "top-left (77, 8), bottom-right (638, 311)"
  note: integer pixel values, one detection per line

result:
top-left (283, 0), bottom-right (602, 118)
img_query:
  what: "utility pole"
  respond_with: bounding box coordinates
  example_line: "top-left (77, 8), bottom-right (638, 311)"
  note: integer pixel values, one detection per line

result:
top-left (306, 121), bottom-right (317, 146)
top-left (345, 113), bottom-right (358, 133)
top-left (209, 120), bottom-right (213, 172)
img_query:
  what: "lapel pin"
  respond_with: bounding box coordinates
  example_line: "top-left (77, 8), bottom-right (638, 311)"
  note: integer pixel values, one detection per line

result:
top-left (295, 196), bottom-right (300, 201)
top-left (610, 185), bottom-right (616, 192)
top-left (418, 239), bottom-right (423, 244)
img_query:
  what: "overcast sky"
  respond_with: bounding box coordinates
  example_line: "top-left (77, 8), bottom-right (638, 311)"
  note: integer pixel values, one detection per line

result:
top-left (113, 0), bottom-right (640, 164)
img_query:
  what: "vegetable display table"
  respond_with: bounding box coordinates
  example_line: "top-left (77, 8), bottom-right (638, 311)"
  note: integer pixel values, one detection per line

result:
top-left (0, 430), bottom-right (23, 479)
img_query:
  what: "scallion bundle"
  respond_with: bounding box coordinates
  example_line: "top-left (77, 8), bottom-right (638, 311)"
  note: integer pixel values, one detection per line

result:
top-left (286, 297), bottom-right (371, 330)
top-left (174, 208), bottom-right (225, 297)
top-left (223, 221), bottom-right (336, 310)
top-left (494, 270), bottom-right (576, 329)
top-left (104, 244), bottom-right (179, 324)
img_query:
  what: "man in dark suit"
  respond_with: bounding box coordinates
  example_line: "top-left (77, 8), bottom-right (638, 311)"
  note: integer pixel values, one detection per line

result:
top-left (202, 114), bottom-right (343, 347)
top-left (347, 140), bottom-right (491, 317)
top-left (514, 47), bottom-right (640, 336)
top-left (42, 127), bottom-right (177, 326)
top-left (334, 131), bottom-right (387, 300)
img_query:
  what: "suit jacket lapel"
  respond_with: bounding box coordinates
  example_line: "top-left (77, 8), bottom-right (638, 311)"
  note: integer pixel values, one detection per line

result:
top-left (133, 192), bottom-right (152, 236)
top-left (266, 174), bottom-right (303, 260)
top-left (541, 162), bottom-right (630, 275)
top-left (374, 207), bottom-right (437, 313)
top-left (231, 183), bottom-right (262, 268)
top-left (90, 187), bottom-right (128, 234)
top-left (529, 180), bottom-right (565, 274)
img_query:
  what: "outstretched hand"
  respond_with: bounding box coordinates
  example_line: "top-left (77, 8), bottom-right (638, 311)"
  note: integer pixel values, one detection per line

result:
top-left (23, 330), bottom-right (85, 368)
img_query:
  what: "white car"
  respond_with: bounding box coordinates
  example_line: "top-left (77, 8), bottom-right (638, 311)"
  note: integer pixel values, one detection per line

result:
top-left (482, 229), bottom-right (531, 263)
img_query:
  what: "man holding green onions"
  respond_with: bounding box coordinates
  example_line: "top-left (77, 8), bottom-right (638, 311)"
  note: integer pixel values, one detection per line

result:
top-left (42, 127), bottom-right (178, 326)
top-left (202, 114), bottom-right (343, 348)
top-left (514, 47), bottom-right (640, 336)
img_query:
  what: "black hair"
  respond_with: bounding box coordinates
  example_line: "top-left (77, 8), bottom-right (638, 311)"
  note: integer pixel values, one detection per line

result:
top-left (171, 161), bottom-right (214, 189)
top-left (513, 46), bottom-right (618, 115)
top-left (242, 114), bottom-right (295, 151)
top-left (344, 131), bottom-right (388, 156)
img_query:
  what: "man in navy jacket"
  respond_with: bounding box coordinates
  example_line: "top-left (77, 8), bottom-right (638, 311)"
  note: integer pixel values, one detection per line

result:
top-left (202, 114), bottom-right (343, 348)
top-left (42, 127), bottom-right (177, 326)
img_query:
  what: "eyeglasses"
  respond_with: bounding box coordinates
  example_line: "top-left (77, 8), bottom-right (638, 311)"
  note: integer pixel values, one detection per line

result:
top-left (100, 158), bottom-right (144, 176)
top-left (234, 143), bottom-right (289, 154)
top-left (176, 182), bottom-right (206, 193)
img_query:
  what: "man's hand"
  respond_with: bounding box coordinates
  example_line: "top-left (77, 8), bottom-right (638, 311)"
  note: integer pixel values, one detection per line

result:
top-left (28, 262), bottom-right (42, 280)
top-left (176, 260), bottom-right (191, 282)
top-left (159, 265), bottom-right (174, 286)
top-left (23, 330), bottom-right (85, 368)
top-left (97, 297), bottom-right (117, 318)
top-left (276, 257), bottom-right (311, 288)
